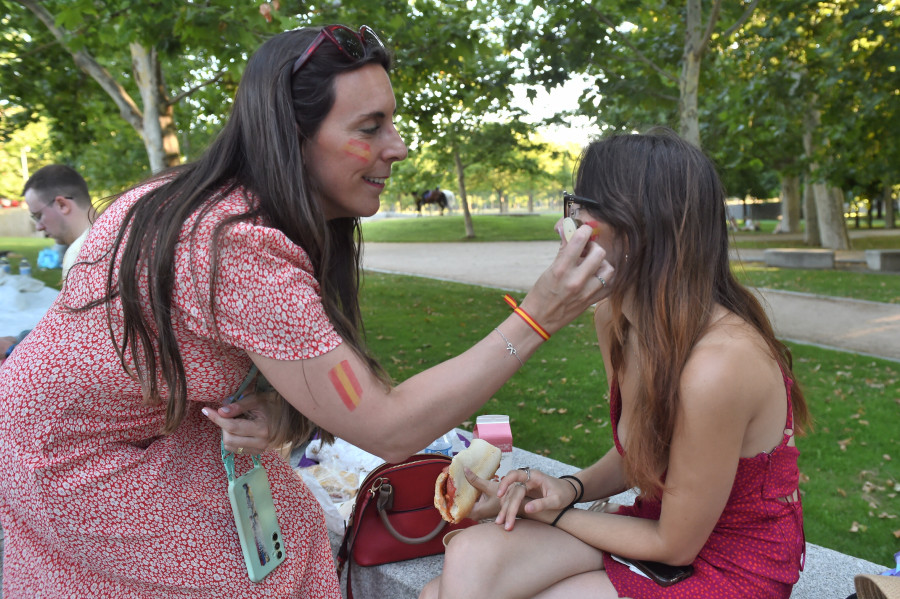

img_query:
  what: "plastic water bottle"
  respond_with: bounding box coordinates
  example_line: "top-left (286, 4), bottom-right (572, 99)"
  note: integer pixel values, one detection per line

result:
top-left (0, 256), bottom-right (10, 274)
top-left (19, 258), bottom-right (32, 277)
top-left (424, 432), bottom-right (453, 456)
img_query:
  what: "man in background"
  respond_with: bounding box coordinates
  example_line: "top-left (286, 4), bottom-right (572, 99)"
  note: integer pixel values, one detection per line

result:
top-left (3, 165), bottom-right (95, 364)
top-left (23, 164), bottom-right (96, 280)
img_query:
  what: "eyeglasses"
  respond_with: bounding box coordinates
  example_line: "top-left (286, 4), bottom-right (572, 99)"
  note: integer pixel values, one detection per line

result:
top-left (30, 197), bottom-right (70, 223)
top-left (291, 25), bottom-right (385, 75)
top-left (563, 191), bottom-right (603, 222)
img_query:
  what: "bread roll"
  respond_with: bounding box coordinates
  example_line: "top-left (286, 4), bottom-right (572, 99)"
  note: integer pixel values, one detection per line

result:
top-left (434, 438), bottom-right (501, 523)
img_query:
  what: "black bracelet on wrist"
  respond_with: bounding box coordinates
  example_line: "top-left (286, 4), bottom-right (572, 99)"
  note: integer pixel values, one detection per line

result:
top-left (559, 477), bottom-right (578, 505)
top-left (552, 474), bottom-right (585, 528)
top-left (559, 474), bottom-right (584, 504)
top-left (551, 504), bottom-right (574, 527)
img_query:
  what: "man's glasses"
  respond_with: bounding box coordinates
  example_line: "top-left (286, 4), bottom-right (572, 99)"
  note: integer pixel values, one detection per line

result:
top-left (563, 191), bottom-right (603, 222)
top-left (291, 25), bottom-right (385, 75)
top-left (30, 197), bottom-right (69, 223)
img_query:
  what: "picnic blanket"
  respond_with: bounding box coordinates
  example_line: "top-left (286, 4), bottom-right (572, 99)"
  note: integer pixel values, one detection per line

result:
top-left (0, 272), bottom-right (58, 335)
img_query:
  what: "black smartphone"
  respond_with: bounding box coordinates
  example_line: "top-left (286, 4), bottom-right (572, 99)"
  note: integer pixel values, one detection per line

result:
top-left (610, 554), bottom-right (693, 587)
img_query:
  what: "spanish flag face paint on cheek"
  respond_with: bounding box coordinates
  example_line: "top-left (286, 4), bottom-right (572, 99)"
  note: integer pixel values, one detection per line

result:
top-left (581, 219), bottom-right (603, 243)
top-left (329, 360), bottom-right (364, 411)
top-left (343, 139), bottom-right (372, 163)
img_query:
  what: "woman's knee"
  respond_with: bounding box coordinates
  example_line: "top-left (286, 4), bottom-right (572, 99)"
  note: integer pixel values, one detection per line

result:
top-left (442, 524), bottom-right (507, 577)
top-left (418, 576), bottom-right (440, 599)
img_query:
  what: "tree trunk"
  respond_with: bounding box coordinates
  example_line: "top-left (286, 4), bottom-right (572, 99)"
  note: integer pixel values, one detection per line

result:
top-left (528, 190), bottom-right (535, 213)
top-left (17, 0), bottom-right (180, 173)
top-left (817, 187), bottom-right (850, 250)
top-left (679, 0), bottom-right (704, 148)
top-left (130, 43), bottom-right (180, 173)
top-left (453, 148), bottom-right (475, 239)
top-left (802, 105), bottom-right (849, 249)
top-left (802, 181), bottom-right (820, 246)
top-left (884, 184), bottom-right (896, 230)
top-left (779, 174), bottom-right (801, 233)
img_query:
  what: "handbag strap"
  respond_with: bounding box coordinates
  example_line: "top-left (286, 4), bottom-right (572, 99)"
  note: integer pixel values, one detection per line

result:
top-left (374, 480), bottom-right (447, 544)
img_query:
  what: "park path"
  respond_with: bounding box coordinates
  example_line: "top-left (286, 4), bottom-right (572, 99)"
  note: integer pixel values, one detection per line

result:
top-left (362, 241), bottom-right (900, 362)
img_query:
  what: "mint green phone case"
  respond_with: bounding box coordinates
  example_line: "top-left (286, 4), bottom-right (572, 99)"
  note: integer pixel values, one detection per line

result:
top-left (227, 461), bottom-right (286, 582)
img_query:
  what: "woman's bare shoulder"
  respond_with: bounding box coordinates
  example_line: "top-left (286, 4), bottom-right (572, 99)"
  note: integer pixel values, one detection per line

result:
top-left (679, 314), bottom-right (777, 415)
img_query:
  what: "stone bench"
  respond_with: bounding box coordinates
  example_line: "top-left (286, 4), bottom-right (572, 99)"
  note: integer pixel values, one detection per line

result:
top-left (332, 446), bottom-right (887, 599)
top-left (865, 249), bottom-right (900, 272)
top-left (764, 248), bottom-right (836, 269)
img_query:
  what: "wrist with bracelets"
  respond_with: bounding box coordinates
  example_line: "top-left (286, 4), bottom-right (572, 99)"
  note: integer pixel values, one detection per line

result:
top-left (551, 474), bottom-right (584, 527)
top-left (503, 294), bottom-right (550, 341)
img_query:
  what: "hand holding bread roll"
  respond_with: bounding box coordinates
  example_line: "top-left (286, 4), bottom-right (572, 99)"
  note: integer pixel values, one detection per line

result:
top-left (434, 438), bottom-right (501, 524)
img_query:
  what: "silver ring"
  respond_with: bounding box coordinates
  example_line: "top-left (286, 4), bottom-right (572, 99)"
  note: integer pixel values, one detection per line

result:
top-left (598, 276), bottom-right (606, 287)
top-left (518, 466), bottom-right (531, 482)
top-left (237, 447), bottom-right (244, 455)
top-left (513, 481), bottom-right (526, 488)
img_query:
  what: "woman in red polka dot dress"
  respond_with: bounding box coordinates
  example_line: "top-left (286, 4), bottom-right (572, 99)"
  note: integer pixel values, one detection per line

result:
top-left (421, 130), bottom-right (810, 599)
top-left (0, 26), bottom-right (612, 598)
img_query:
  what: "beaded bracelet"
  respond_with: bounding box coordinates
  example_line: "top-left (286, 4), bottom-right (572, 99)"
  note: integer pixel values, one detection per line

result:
top-left (503, 294), bottom-right (550, 341)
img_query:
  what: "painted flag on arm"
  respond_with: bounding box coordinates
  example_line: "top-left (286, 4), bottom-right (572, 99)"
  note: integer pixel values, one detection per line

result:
top-left (329, 360), bottom-right (363, 411)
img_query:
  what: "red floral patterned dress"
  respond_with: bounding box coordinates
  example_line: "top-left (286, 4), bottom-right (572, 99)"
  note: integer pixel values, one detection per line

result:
top-left (0, 182), bottom-right (344, 597)
top-left (603, 375), bottom-right (805, 598)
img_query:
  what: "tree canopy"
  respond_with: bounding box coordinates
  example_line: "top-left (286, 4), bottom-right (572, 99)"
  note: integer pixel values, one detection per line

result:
top-left (1, 1), bottom-right (896, 244)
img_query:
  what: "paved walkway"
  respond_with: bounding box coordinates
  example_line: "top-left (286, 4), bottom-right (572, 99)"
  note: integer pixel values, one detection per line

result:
top-left (362, 241), bottom-right (900, 362)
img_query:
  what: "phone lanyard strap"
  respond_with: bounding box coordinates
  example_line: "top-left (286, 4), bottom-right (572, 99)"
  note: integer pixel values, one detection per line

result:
top-left (226, 364), bottom-right (260, 404)
top-left (221, 440), bottom-right (263, 482)
top-left (221, 365), bottom-right (265, 482)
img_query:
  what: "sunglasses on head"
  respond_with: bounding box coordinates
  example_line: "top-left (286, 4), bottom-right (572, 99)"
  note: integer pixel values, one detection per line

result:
top-left (563, 191), bottom-right (603, 222)
top-left (292, 25), bottom-right (385, 75)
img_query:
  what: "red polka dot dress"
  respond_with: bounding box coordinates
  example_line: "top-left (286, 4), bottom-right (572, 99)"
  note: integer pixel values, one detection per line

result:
top-left (0, 183), bottom-right (344, 597)
top-left (603, 376), bottom-right (805, 598)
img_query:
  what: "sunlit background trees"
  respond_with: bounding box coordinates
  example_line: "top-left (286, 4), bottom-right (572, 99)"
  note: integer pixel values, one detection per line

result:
top-left (1, 0), bottom-right (897, 246)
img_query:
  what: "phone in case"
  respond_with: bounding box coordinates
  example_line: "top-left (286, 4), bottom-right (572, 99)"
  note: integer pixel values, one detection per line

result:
top-left (610, 554), bottom-right (693, 587)
top-left (227, 463), bottom-right (286, 582)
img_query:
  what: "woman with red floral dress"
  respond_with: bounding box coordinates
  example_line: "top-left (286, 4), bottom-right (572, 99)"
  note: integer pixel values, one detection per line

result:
top-left (0, 26), bottom-right (610, 597)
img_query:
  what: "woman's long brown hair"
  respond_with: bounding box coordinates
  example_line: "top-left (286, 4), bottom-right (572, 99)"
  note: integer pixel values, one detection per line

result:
top-left (82, 28), bottom-right (392, 447)
top-left (576, 128), bottom-right (810, 499)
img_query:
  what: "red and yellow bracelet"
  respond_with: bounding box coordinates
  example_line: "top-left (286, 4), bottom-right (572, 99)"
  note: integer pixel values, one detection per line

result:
top-left (503, 294), bottom-right (550, 341)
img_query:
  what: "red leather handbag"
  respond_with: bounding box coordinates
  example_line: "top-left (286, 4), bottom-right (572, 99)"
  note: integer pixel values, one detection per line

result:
top-left (336, 453), bottom-right (475, 598)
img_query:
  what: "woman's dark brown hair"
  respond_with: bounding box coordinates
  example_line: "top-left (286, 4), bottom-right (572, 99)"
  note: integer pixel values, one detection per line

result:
top-left (89, 27), bottom-right (392, 447)
top-left (575, 127), bottom-right (809, 498)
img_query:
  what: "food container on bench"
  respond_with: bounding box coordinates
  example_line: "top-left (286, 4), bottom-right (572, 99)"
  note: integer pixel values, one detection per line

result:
top-left (473, 415), bottom-right (513, 477)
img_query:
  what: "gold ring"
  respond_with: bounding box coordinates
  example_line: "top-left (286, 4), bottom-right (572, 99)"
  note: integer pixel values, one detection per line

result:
top-left (237, 447), bottom-right (244, 455)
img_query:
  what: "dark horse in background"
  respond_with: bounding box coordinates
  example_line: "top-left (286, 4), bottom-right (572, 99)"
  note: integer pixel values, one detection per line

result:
top-left (410, 188), bottom-right (452, 215)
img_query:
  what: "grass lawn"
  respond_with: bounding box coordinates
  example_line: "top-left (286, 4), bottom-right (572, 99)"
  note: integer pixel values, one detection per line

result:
top-left (362, 213), bottom-right (900, 247)
top-left (362, 214), bottom-right (561, 242)
top-left (360, 271), bottom-right (899, 566)
top-left (734, 265), bottom-right (900, 304)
